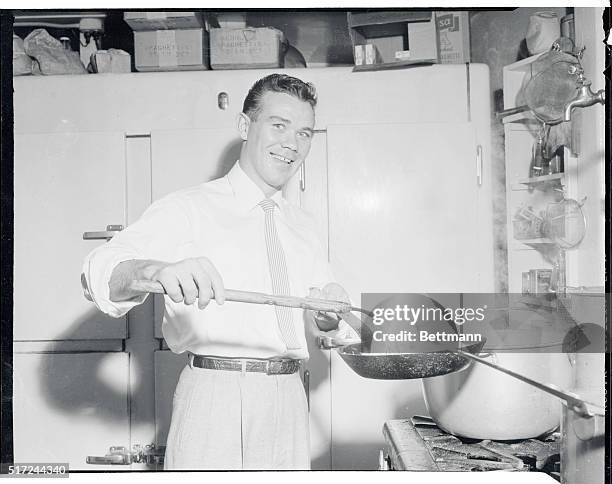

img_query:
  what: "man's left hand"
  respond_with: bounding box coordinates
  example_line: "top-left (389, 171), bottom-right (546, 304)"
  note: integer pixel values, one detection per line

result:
top-left (309, 283), bottom-right (350, 332)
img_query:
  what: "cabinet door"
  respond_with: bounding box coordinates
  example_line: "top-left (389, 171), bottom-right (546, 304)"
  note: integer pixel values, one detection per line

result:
top-left (149, 128), bottom-right (241, 341)
top-left (14, 132), bottom-right (127, 341)
top-left (151, 127), bottom-right (301, 205)
top-left (151, 128), bottom-right (242, 202)
top-left (326, 123), bottom-right (482, 469)
top-left (154, 351), bottom-right (189, 447)
top-left (328, 123), bottom-right (482, 295)
top-left (12, 352), bottom-right (130, 470)
top-left (13, 131), bottom-right (134, 470)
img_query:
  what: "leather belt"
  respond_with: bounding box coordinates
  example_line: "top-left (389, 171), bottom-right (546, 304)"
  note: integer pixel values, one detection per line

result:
top-left (191, 355), bottom-right (301, 375)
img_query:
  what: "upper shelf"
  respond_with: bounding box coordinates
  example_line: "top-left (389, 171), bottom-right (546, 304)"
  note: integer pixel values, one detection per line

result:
top-left (501, 111), bottom-right (541, 125)
top-left (352, 59), bottom-right (436, 72)
top-left (512, 238), bottom-right (556, 250)
top-left (511, 173), bottom-right (565, 190)
top-left (13, 11), bottom-right (106, 29)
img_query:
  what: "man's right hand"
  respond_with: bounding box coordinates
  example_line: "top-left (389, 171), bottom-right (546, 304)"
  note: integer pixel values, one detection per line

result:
top-left (110, 257), bottom-right (225, 309)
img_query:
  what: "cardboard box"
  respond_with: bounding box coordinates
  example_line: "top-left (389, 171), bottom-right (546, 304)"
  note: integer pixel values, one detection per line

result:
top-left (214, 12), bottom-right (247, 28)
top-left (134, 29), bottom-right (209, 72)
top-left (405, 19), bottom-right (439, 62)
top-left (354, 44), bottom-right (382, 66)
top-left (348, 11), bottom-right (438, 70)
top-left (210, 27), bottom-right (284, 69)
top-left (90, 49), bottom-right (131, 73)
top-left (435, 11), bottom-right (471, 64)
top-left (124, 11), bottom-right (205, 31)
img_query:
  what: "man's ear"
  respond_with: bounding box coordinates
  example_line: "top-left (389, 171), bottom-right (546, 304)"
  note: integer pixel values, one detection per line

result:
top-left (238, 112), bottom-right (250, 141)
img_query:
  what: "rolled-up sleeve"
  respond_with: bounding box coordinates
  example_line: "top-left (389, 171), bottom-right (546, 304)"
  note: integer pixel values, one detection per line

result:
top-left (82, 193), bottom-right (194, 318)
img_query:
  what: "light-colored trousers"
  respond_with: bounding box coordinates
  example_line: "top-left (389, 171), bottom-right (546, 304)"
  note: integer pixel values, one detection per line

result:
top-left (164, 361), bottom-right (310, 470)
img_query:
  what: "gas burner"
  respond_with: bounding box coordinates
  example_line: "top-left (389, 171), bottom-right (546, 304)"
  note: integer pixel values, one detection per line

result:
top-left (382, 416), bottom-right (561, 479)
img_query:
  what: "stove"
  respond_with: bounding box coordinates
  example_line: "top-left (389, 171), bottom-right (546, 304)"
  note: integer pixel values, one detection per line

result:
top-left (382, 415), bottom-right (561, 478)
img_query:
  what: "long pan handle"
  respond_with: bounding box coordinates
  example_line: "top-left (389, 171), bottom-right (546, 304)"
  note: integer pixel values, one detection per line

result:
top-left (495, 104), bottom-right (530, 119)
top-left (457, 350), bottom-right (604, 418)
top-left (132, 279), bottom-right (366, 315)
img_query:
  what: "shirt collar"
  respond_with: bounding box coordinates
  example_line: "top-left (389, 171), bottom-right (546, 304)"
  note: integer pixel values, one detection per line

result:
top-left (226, 161), bottom-right (285, 212)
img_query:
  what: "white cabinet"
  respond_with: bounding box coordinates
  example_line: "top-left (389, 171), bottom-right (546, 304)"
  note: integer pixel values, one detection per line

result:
top-left (321, 122), bottom-right (489, 469)
top-left (13, 129), bottom-right (144, 469)
top-left (13, 352), bottom-right (131, 470)
top-left (14, 131), bottom-right (127, 341)
top-left (153, 351), bottom-right (189, 447)
top-left (327, 123), bottom-right (484, 295)
top-left (150, 128), bottom-right (242, 202)
top-left (300, 66), bottom-right (493, 469)
top-left (13, 131), bottom-right (134, 469)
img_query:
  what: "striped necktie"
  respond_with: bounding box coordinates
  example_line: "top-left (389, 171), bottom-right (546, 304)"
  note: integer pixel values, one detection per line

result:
top-left (259, 199), bottom-right (300, 350)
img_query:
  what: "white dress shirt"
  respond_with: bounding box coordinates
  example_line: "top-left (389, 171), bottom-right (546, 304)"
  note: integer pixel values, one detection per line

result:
top-left (82, 162), bottom-right (337, 360)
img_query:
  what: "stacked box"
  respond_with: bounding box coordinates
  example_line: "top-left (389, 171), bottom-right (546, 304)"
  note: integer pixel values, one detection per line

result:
top-left (133, 29), bottom-right (209, 71)
top-left (209, 27), bottom-right (285, 69)
top-left (435, 11), bottom-right (471, 64)
top-left (124, 11), bottom-right (209, 71)
top-left (124, 12), bottom-right (205, 31)
top-left (348, 11), bottom-right (439, 70)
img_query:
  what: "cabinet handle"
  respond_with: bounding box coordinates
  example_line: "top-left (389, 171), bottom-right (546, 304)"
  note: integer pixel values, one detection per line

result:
top-left (218, 92), bottom-right (229, 110)
top-left (86, 446), bottom-right (131, 465)
top-left (83, 224), bottom-right (124, 240)
top-left (299, 162), bottom-right (306, 191)
top-left (86, 454), bottom-right (129, 465)
top-left (476, 145), bottom-right (483, 186)
top-left (303, 369), bottom-right (310, 411)
top-left (87, 444), bottom-right (165, 466)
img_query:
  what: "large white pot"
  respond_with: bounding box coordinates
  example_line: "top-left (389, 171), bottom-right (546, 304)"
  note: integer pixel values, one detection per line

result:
top-left (422, 352), bottom-right (572, 440)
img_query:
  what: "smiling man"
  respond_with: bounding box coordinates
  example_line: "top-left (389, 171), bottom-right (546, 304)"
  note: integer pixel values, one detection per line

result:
top-left (238, 76), bottom-right (315, 194)
top-left (81, 74), bottom-right (353, 470)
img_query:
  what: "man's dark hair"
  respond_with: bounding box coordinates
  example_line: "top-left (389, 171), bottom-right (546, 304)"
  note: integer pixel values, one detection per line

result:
top-left (242, 74), bottom-right (317, 120)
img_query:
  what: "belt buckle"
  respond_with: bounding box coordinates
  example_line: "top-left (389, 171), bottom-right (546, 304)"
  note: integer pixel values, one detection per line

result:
top-left (266, 359), bottom-right (287, 375)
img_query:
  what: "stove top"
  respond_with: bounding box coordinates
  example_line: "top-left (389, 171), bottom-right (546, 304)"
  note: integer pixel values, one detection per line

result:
top-left (382, 415), bottom-right (560, 478)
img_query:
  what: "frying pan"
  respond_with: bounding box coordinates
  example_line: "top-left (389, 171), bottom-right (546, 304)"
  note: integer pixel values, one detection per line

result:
top-left (319, 306), bottom-right (486, 379)
top-left (334, 341), bottom-right (486, 380)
